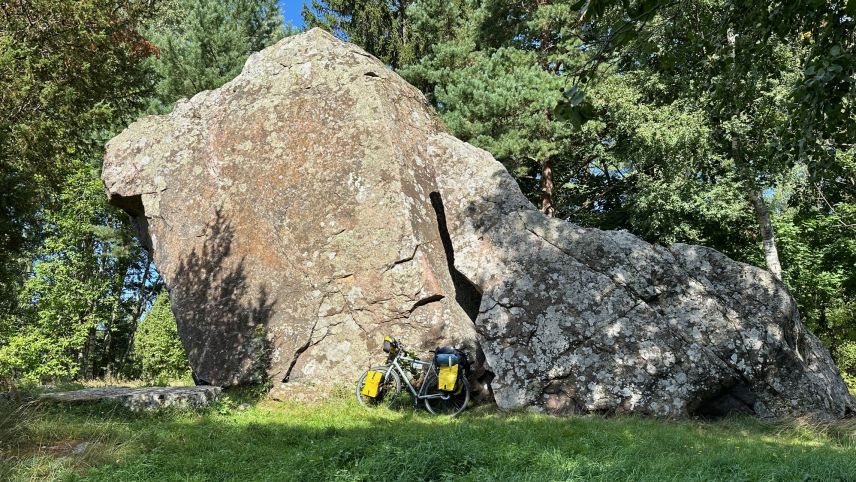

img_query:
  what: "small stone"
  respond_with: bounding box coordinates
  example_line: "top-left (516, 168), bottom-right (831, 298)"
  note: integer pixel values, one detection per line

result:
top-left (40, 386), bottom-right (221, 411)
top-left (72, 442), bottom-right (90, 455)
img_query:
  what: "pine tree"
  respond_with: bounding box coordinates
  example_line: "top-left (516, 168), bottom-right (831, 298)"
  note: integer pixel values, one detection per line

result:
top-left (303, 0), bottom-right (442, 69)
top-left (402, 0), bottom-right (605, 216)
top-left (148, 0), bottom-right (289, 110)
top-left (134, 292), bottom-right (189, 383)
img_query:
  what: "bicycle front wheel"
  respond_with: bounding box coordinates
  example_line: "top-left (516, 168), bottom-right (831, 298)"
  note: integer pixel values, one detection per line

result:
top-left (355, 365), bottom-right (401, 408)
top-left (423, 369), bottom-right (470, 416)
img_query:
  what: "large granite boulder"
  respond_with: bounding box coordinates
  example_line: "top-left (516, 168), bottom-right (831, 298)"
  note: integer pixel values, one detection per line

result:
top-left (103, 29), bottom-right (854, 418)
top-left (103, 28), bottom-right (481, 391)
top-left (432, 136), bottom-right (854, 417)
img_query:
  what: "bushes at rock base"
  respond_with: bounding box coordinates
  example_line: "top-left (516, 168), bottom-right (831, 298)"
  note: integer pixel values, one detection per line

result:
top-left (836, 342), bottom-right (856, 393)
top-left (134, 292), bottom-right (190, 384)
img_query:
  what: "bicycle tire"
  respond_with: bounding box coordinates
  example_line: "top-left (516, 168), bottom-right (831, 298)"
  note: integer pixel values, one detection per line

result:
top-left (423, 368), bottom-right (470, 416)
top-left (355, 365), bottom-right (401, 408)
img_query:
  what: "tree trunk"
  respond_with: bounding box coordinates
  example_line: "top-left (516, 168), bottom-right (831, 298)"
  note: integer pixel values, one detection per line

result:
top-left (541, 158), bottom-right (556, 217)
top-left (750, 192), bottom-right (782, 281)
top-left (79, 326), bottom-right (96, 380)
top-left (395, 0), bottom-right (409, 68)
top-left (535, 0), bottom-right (556, 218)
top-left (86, 327), bottom-right (96, 379)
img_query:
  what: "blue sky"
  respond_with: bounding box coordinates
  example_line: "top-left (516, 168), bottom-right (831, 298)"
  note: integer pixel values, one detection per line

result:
top-left (278, 1), bottom-right (307, 28)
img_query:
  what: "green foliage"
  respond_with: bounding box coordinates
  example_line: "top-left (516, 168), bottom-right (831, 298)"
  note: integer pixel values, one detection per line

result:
top-left (1, 165), bottom-right (140, 384)
top-left (759, 0), bottom-right (856, 165)
top-left (401, 0), bottom-right (609, 214)
top-left (1, 399), bottom-right (855, 480)
top-left (407, 45), bottom-right (568, 163)
top-left (837, 342), bottom-right (856, 381)
top-left (0, 0), bottom-right (156, 388)
top-left (400, 0), bottom-right (760, 247)
top-left (563, 73), bottom-right (756, 253)
top-left (147, 0), bottom-right (290, 111)
top-left (133, 292), bottom-right (189, 383)
top-left (775, 167), bottom-right (856, 368)
top-left (303, 0), bottom-right (432, 68)
top-left (0, 0), bottom-right (154, 323)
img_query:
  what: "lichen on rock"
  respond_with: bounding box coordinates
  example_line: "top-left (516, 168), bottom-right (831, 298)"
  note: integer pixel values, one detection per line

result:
top-left (103, 28), bottom-right (854, 418)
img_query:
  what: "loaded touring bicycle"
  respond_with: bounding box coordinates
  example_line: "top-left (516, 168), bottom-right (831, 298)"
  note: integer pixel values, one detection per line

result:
top-left (356, 336), bottom-right (471, 416)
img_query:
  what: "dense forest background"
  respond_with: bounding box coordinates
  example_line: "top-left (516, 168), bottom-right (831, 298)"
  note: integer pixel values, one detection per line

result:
top-left (0, 0), bottom-right (853, 389)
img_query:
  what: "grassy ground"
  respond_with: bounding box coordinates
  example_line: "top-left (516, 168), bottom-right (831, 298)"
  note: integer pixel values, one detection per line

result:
top-left (1, 389), bottom-right (855, 482)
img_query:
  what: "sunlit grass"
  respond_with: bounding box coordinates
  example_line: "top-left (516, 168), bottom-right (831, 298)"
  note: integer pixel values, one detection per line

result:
top-left (1, 390), bottom-right (854, 481)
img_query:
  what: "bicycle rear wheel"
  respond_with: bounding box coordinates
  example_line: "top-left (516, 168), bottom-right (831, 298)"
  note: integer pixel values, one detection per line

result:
top-left (423, 368), bottom-right (469, 416)
top-left (355, 365), bottom-right (401, 408)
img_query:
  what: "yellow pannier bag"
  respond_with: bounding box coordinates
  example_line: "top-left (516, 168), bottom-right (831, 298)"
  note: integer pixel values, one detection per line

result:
top-left (438, 364), bottom-right (459, 392)
top-left (361, 370), bottom-right (384, 398)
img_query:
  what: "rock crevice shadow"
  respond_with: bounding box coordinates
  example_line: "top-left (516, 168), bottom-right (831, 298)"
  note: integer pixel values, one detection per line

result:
top-left (429, 192), bottom-right (482, 322)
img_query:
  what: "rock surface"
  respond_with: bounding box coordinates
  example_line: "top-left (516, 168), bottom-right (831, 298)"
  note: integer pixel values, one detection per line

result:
top-left (103, 28), bottom-right (481, 391)
top-left (40, 386), bottom-right (221, 411)
top-left (103, 29), bottom-right (854, 418)
top-left (432, 137), bottom-right (854, 417)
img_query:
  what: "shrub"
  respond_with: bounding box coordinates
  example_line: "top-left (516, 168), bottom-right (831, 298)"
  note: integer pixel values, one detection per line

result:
top-left (837, 341), bottom-right (856, 375)
top-left (133, 292), bottom-right (190, 383)
top-left (836, 342), bottom-right (856, 393)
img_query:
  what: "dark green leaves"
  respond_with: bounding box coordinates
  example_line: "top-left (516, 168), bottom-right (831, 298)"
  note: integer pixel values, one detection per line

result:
top-left (555, 86), bottom-right (594, 128)
top-left (147, 0), bottom-right (287, 110)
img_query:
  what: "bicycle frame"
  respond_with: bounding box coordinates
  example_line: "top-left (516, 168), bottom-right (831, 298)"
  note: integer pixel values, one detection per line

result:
top-left (385, 349), bottom-right (451, 401)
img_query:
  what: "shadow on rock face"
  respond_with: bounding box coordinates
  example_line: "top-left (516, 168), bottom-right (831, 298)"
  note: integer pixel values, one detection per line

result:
top-left (432, 138), bottom-right (855, 419)
top-left (169, 208), bottom-right (277, 386)
top-left (428, 190), bottom-right (497, 400)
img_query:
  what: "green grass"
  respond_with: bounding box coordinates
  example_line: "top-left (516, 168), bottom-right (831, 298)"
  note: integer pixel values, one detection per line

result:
top-left (1, 390), bottom-right (855, 482)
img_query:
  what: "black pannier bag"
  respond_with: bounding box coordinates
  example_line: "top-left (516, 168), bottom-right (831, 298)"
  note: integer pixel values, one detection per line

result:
top-left (434, 346), bottom-right (470, 373)
top-left (434, 346), bottom-right (469, 391)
